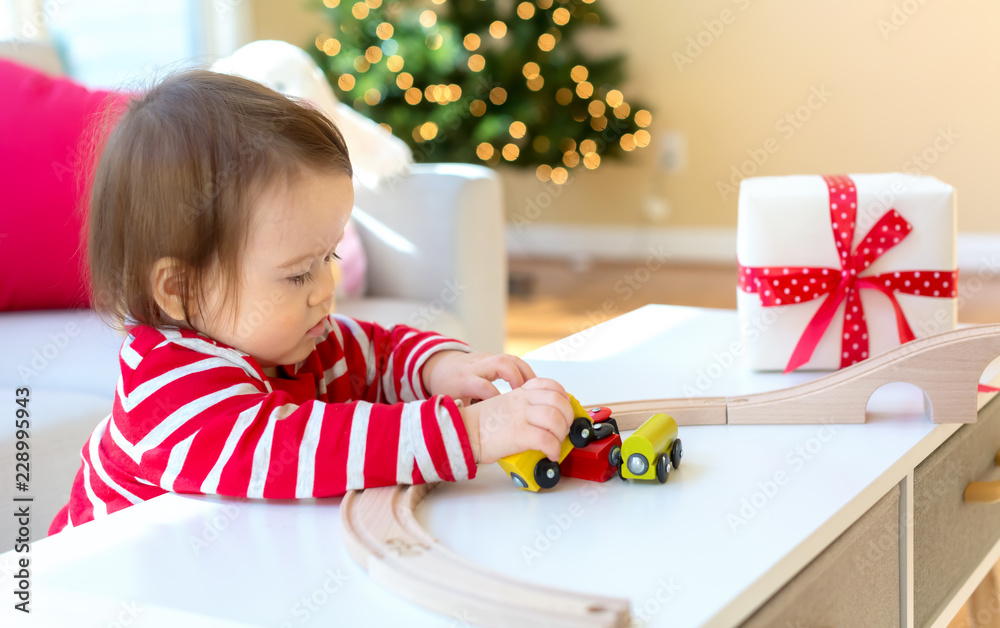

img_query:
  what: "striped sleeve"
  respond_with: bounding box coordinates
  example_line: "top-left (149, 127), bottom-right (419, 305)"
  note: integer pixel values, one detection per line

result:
top-left (326, 314), bottom-right (472, 404)
top-left (110, 325), bottom-right (476, 501)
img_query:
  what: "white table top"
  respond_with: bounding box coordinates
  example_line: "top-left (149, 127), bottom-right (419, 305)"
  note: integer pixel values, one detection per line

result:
top-left (3, 305), bottom-right (995, 627)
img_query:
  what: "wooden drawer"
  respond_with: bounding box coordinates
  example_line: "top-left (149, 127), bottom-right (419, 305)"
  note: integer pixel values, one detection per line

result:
top-left (915, 394), bottom-right (1000, 627)
top-left (740, 485), bottom-right (900, 627)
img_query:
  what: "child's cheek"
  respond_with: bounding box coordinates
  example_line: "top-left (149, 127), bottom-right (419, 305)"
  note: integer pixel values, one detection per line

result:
top-left (275, 308), bottom-right (300, 331)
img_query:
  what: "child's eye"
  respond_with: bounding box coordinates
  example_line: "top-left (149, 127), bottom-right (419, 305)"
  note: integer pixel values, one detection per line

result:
top-left (288, 252), bottom-right (341, 286)
top-left (288, 271), bottom-right (314, 286)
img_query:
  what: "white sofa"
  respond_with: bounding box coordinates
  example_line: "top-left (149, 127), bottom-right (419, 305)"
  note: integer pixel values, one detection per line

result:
top-left (0, 42), bottom-right (507, 551)
top-left (345, 163), bottom-right (507, 354)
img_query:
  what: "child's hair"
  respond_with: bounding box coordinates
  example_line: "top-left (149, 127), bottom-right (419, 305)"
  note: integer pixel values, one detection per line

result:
top-left (86, 68), bottom-right (352, 332)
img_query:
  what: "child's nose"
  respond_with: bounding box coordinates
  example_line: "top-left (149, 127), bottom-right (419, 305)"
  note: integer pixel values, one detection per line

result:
top-left (309, 264), bottom-right (337, 309)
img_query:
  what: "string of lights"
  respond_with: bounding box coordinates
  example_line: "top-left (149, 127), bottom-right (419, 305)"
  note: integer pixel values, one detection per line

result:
top-left (312, 0), bottom-right (652, 183)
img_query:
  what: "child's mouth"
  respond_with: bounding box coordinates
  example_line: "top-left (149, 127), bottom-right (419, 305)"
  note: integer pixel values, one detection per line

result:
top-left (306, 319), bottom-right (326, 337)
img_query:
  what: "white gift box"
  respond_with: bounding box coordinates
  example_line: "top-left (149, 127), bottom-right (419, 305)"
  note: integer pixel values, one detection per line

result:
top-left (736, 173), bottom-right (957, 371)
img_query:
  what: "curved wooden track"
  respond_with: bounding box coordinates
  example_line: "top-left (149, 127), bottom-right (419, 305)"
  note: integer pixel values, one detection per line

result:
top-left (341, 483), bottom-right (631, 627)
top-left (595, 324), bottom-right (1000, 428)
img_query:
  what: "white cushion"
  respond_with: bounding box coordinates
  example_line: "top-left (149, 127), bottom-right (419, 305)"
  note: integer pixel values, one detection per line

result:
top-left (0, 310), bottom-right (124, 399)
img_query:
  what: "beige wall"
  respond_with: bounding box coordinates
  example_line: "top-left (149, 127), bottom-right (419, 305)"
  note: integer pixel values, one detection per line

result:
top-left (253, 0), bottom-right (1000, 233)
top-left (251, 0), bottom-right (324, 52)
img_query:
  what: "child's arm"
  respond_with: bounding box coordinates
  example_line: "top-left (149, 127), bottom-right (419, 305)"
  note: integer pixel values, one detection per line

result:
top-left (115, 334), bottom-right (475, 499)
top-left (323, 315), bottom-right (576, 465)
top-left (320, 313), bottom-right (472, 404)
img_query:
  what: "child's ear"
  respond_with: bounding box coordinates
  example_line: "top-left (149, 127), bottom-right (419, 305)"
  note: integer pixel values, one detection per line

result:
top-left (150, 257), bottom-right (193, 322)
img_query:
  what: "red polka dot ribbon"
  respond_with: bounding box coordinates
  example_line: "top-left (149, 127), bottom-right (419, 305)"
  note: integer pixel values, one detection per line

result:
top-left (739, 175), bottom-right (958, 373)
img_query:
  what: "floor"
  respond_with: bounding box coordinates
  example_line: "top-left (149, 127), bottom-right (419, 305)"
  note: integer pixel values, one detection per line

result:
top-left (505, 258), bottom-right (1000, 356)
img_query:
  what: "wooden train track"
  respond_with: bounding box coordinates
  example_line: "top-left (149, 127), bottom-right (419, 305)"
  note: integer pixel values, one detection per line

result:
top-left (341, 483), bottom-right (631, 627)
top-left (342, 324), bottom-right (1000, 626)
top-left (596, 324), bottom-right (1000, 429)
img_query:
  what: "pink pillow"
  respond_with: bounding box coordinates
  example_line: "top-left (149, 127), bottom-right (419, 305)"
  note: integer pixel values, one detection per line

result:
top-left (334, 217), bottom-right (367, 299)
top-left (0, 60), bottom-right (121, 311)
top-left (0, 60), bottom-right (366, 308)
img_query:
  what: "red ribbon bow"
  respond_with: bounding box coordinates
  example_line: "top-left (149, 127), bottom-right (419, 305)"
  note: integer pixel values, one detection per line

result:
top-left (739, 174), bottom-right (958, 373)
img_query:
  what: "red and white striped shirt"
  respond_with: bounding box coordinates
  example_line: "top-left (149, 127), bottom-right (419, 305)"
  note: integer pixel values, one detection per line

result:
top-left (49, 314), bottom-right (476, 535)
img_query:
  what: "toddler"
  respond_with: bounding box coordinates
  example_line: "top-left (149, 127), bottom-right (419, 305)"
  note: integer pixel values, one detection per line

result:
top-left (49, 69), bottom-right (573, 534)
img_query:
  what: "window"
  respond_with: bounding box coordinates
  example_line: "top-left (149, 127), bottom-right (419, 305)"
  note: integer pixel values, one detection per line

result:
top-left (0, 0), bottom-right (251, 89)
top-left (0, 4), bottom-right (12, 39)
top-left (49, 0), bottom-right (205, 89)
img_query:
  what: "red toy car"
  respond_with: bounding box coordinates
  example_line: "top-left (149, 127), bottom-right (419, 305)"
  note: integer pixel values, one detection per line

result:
top-left (559, 407), bottom-right (622, 483)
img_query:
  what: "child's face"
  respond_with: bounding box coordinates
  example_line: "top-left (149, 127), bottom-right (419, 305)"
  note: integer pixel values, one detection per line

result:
top-left (194, 169), bottom-right (354, 374)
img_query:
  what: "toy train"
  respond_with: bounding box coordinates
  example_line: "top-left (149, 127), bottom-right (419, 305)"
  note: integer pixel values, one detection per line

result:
top-left (497, 397), bottom-right (683, 492)
top-left (611, 412), bottom-right (682, 483)
top-left (497, 395), bottom-right (599, 491)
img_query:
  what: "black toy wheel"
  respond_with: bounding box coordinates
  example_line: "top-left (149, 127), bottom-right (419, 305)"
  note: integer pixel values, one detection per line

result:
top-left (655, 453), bottom-right (670, 484)
top-left (608, 444), bottom-right (622, 468)
top-left (568, 416), bottom-right (594, 448)
top-left (607, 418), bottom-right (620, 435)
top-left (534, 459), bottom-right (561, 489)
top-left (592, 421), bottom-right (616, 442)
top-left (670, 438), bottom-right (683, 469)
top-left (617, 462), bottom-right (626, 481)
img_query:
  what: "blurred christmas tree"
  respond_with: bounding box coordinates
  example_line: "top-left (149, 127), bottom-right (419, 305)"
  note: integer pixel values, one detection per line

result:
top-left (310, 0), bottom-right (652, 184)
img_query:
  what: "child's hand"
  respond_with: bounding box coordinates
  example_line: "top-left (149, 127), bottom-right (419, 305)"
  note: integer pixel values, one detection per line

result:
top-left (457, 378), bottom-right (573, 465)
top-left (422, 350), bottom-right (536, 406)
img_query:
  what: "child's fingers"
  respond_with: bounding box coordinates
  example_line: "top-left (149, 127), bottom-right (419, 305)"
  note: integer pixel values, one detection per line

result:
top-left (489, 357), bottom-right (527, 389)
top-left (467, 377), bottom-right (501, 401)
top-left (521, 377), bottom-right (567, 395)
top-left (505, 356), bottom-right (536, 386)
top-left (519, 424), bottom-right (563, 462)
top-left (528, 390), bottom-right (574, 429)
top-left (526, 405), bottom-right (572, 442)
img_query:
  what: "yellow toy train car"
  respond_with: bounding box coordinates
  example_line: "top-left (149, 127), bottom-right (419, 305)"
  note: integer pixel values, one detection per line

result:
top-left (497, 395), bottom-right (597, 492)
top-left (611, 412), bottom-right (683, 483)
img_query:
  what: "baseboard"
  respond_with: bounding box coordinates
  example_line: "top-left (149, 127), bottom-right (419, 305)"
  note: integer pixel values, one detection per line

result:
top-left (506, 224), bottom-right (1000, 274)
